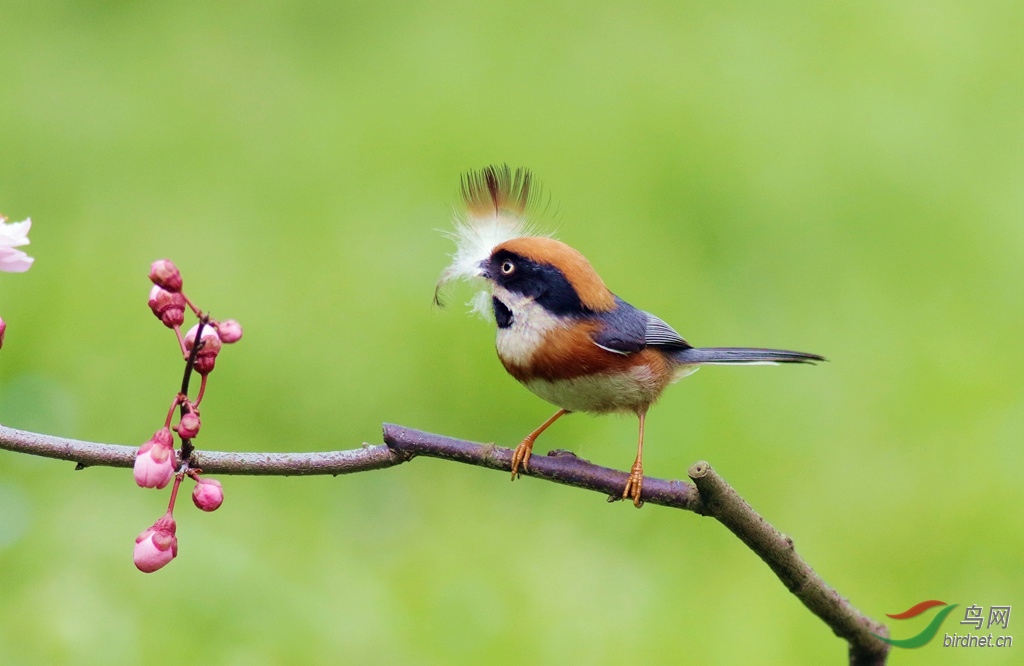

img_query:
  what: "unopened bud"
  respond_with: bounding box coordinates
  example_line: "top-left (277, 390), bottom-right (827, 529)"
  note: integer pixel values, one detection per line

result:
top-left (0, 316), bottom-right (5, 350)
top-left (176, 411), bottom-right (201, 439)
top-left (149, 259), bottom-right (182, 292)
top-left (215, 319), bottom-right (243, 343)
top-left (134, 512), bottom-right (178, 573)
top-left (134, 427), bottom-right (176, 489)
top-left (192, 477), bottom-right (224, 512)
top-left (148, 285), bottom-right (186, 328)
top-left (185, 324), bottom-right (222, 374)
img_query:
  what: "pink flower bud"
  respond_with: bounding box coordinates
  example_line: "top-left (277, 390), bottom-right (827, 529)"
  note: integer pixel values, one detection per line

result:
top-left (185, 324), bottom-right (222, 374)
top-left (215, 319), bottom-right (243, 343)
top-left (134, 427), bottom-right (176, 489)
top-left (148, 259), bottom-right (182, 292)
top-left (0, 316), bottom-right (5, 350)
top-left (134, 513), bottom-right (178, 573)
top-left (148, 285), bottom-right (186, 328)
top-left (176, 411), bottom-right (201, 439)
top-left (192, 477), bottom-right (224, 512)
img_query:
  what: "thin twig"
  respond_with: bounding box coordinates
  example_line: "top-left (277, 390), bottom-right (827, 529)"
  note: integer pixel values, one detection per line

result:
top-left (0, 422), bottom-right (889, 664)
top-left (176, 314), bottom-right (207, 463)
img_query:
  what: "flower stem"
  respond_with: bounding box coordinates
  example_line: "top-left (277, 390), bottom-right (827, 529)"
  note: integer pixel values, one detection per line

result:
top-left (167, 472), bottom-right (183, 514)
top-left (195, 374), bottom-right (208, 407)
top-left (164, 395), bottom-right (183, 429)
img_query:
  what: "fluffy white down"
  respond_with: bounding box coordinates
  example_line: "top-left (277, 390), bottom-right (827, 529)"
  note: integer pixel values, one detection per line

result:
top-left (437, 210), bottom-right (539, 319)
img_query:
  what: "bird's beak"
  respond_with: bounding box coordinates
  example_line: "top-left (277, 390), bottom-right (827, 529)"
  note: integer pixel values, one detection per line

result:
top-left (434, 258), bottom-right (492, 307)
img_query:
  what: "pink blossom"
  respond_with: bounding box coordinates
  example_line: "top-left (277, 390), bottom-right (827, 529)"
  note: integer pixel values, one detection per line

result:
top-left (215, 319), bottom-right (243, 343)
top-left (192, 477), bottom-right (224, 512)
top-left (0, 217), bottom-right (34, 273)
top-left (134, 513), bottom-right (178, 573)
top-left (149, 259), bottom-right (182, 292)
top-left (133, 427), bottom-right (176, 489)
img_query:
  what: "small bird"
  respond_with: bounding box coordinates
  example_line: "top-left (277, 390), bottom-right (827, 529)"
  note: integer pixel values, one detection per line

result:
top-left (437, 165), bottom-right (824, 506)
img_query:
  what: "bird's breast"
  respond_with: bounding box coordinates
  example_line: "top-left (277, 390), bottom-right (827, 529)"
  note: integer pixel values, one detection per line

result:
top-left (492, 294), bottom-right (674, 413)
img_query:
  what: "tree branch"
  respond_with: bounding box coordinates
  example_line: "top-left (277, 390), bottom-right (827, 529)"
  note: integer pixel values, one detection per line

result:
top-left (0, 423), bottom-right (403, 475)
top-left (0, 422), bottom-right (889, 665)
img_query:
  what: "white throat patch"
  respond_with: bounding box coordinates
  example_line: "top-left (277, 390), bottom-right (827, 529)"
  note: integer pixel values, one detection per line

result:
top-left (492, 286), bottom-right (564, 366)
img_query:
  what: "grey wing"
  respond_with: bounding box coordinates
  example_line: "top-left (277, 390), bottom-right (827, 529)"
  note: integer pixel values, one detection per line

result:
top-left (644, 312), bottom-right (691, 350)
top-left (591, 297), bottom-right (691, 354)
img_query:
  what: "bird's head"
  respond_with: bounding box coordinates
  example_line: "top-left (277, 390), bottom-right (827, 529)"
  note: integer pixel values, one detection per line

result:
top-left (436, 165), bottom-right (613, 322)
top-left (479, 237), bottom-right (614, 321)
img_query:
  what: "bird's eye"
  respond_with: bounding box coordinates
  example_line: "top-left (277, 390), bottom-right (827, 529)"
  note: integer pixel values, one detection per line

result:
top-left (501, 260), bottom-right (515, 275)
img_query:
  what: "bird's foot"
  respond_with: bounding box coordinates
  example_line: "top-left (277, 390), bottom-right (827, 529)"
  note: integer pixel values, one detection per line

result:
top-left (622, 460), bottom-right (644, 508)
top-left (510, 436), bottom-right (535, 480)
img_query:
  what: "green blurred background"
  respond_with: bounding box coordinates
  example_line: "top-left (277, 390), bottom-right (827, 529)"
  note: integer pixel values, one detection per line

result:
top-left (1, 2), bottom-right (1021, 664)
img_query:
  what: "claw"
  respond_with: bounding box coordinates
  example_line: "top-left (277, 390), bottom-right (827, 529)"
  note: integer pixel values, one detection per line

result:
top-left (510, 437), bottom-right (534, 480)
top-left (622, 460), bottom-right (644, 508)
top-left (509, 408), bottom-right (568, 481)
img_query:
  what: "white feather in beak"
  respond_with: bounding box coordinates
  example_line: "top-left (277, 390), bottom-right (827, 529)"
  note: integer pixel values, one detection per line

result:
top-left (435, 165), bottom-right (546, 318)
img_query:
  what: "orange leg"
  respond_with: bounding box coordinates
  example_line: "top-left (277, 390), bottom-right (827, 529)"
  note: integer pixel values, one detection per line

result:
top-left (511, 408), bottom-right (568, 479)
top-left (622, 410), bottom-right (646, 507)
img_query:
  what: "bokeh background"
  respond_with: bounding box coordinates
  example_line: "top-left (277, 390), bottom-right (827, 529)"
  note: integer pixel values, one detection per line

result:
top-left (1, 2), bottom-right (1021, 664)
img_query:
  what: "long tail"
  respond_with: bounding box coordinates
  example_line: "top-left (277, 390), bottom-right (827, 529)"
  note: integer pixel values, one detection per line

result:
top-left (672, 347), bottom-right (826, 365)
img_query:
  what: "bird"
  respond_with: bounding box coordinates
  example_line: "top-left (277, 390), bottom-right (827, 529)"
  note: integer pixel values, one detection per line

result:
top-left (436, 165), bottom-right (824, 507)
